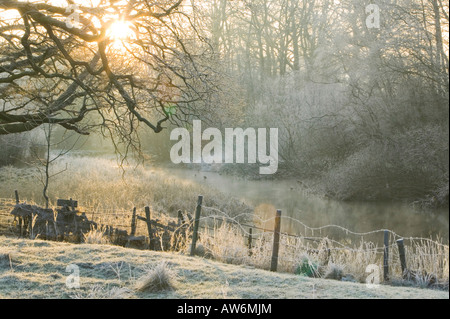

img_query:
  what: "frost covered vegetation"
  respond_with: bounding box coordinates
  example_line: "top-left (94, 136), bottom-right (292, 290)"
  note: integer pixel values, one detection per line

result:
top-left (0, 133), bottom-right (44, 167)
top-left (0, 155), bottom-right (253, 219)
top-left (246, 76), bottom-right (449, 207)
top-left (0, 236), bottom-right (448, 299)
top-left (0, 0), bottom-right (448, 207)
top-left (0, 156), bottom-right (448, 291)
top-left (208, 0), bottom-right (449, 207)
top-left (121, 0), bottom-right (450, 207)
top-left (0, 0), bottom-right (448, 300)
top-left (195, 223), bottom-right (449, 290)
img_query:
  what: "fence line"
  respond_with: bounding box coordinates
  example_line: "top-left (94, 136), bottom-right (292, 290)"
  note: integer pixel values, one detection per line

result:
top-left (1, 195), bottom-right (449, 284)
top-left (198, 223), bottom-right (400, 255)
top-left (202, 206), bottom-right (449, 247)
top-left (1, 198), bottom-right (448, 249)
top-left (198, 203), bottom-right (448, 280)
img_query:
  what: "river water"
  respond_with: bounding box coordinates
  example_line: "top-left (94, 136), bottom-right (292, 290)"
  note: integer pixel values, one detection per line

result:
top-left (163, 167), bottom-right (449, 244)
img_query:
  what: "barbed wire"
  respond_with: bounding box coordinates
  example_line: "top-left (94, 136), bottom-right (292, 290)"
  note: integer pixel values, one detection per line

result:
top-left (201, 206), bottom-right (449, 248)
top-left (1, 197), bottom-right (448, 283)
top-left (282, 240), bottom-right (390, 253)
top-left (1, 197), bottom-right (448, 252)
top-left (198, 226), bottom-right (396, 255)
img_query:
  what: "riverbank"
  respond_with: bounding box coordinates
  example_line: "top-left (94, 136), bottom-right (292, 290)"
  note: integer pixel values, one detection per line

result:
top-left (1, 154), bottom-right (448, 241)
top-left (1, 155), bottom-right (448, 288)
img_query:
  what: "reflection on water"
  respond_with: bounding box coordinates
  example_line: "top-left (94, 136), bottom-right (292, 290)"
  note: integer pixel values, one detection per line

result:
top-left (164, 167), bottom-right (449, 244)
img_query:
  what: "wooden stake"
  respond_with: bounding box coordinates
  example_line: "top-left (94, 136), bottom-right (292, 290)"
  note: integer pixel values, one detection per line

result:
top-left (145, 206), bottom-right (152, 248)
top-left (14, 190), bottom-right (19, 204)
top-left (130, 207), bottom-right (137, 237)
top-left (383, 230), bottom-right (390, 282)
top-left (248, 227), bottom-right (253, 256)
top-left (190, 195), bottom-right (203, 256)
top-left (396, 238), bottom-right (407, 276)
top-left (270, 210), bottom-right (282, 272)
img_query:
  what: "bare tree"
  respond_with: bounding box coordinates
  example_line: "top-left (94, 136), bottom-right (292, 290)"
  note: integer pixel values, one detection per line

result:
top-left (0, 0), bottom-right (216, 153)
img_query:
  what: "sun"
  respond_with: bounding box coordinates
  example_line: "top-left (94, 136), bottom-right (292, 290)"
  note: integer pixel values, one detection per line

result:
top-left (107, 20), bottom-right (136, 41)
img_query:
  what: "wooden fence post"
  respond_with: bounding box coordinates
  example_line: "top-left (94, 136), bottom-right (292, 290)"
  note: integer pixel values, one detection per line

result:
top-left (145, 206), bottom-right (152, 249)
top-left (130, 207), bottom-right (137, 237)
top-left (190, 195), bottom-right (203, 256)
top-left (248, 227), bottom-right (253, 256)
top-left (396, 238), bottom-right (407, 276)
top-left (270, 210), bottom-right (282, 272)
top-left (14, 190), bottom-right (19, 204)
top-left (29, 212), bottom-right (35, 239)
top-left (14, 190), bottom-right (23, 237)
top-left (383, 230), bottom-right (390, 282)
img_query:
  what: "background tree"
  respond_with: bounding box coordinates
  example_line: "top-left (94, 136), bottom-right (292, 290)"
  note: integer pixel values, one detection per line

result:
top-left (193, 0), bottom-right (449, 206)
top-left (1, 0), bottom-right (448, 206)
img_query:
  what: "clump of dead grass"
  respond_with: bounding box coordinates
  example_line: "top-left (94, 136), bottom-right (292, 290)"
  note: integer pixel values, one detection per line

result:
top-left (83, 227), bottom-right (111, 245)
top-left (135, 262), bottom-right (176, 292)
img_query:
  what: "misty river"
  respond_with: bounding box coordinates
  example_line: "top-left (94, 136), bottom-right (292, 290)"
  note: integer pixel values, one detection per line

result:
top-left (160, 167), bottom-right (449, 244)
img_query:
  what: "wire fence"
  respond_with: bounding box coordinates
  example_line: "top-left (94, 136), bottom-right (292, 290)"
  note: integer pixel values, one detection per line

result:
top-left (1, 197), bottom-right (448, 250)
top-left (1, 196), bottom-right (446, 245)
top-left (0, 196), bottom-right (448, 286)
top-left (200, 205), bottom-right (448, 247)
top-left (191, 202), bottom-right (449, 285)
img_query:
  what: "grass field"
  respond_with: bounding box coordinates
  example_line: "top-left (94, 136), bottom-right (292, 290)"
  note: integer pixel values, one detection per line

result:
top-left (0, 236), bottom-right (448, 299)
top-left (0, 155), bottom-right (253, 215)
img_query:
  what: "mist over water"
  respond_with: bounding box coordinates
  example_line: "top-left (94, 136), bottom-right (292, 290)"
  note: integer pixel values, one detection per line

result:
top-left (164, 167), bottom-right (449, 244)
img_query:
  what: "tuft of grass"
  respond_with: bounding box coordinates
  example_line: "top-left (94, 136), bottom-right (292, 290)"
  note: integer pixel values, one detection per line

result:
top-left (197, 223), bottom-right (248, 265)
top-left (135, 262), bottom-right (176, 293)
top-left (324, 263), bottom-right (345, 281)
top-left (0, 249), bottom-right (16, 272)
top-left (295, 254), bottom-right (321, 278)
top-left (409, 271), bottom-right (438, 289)
top-left (83, 227), bottom-right (111, 245)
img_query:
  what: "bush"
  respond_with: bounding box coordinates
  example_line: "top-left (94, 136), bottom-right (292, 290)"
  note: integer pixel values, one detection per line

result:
top-left (0, 132), bottom-right (45, 167)
top-left (319, 125), bottom-right (449, 205)
top-left (244, 73), bottom-right (449, 207)
top-left (83, 227), bottom-right (111, 245)
top-left (295, 255), bottom-right (320, 278)
top-left (324, 263), bottom-right (345, 281)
